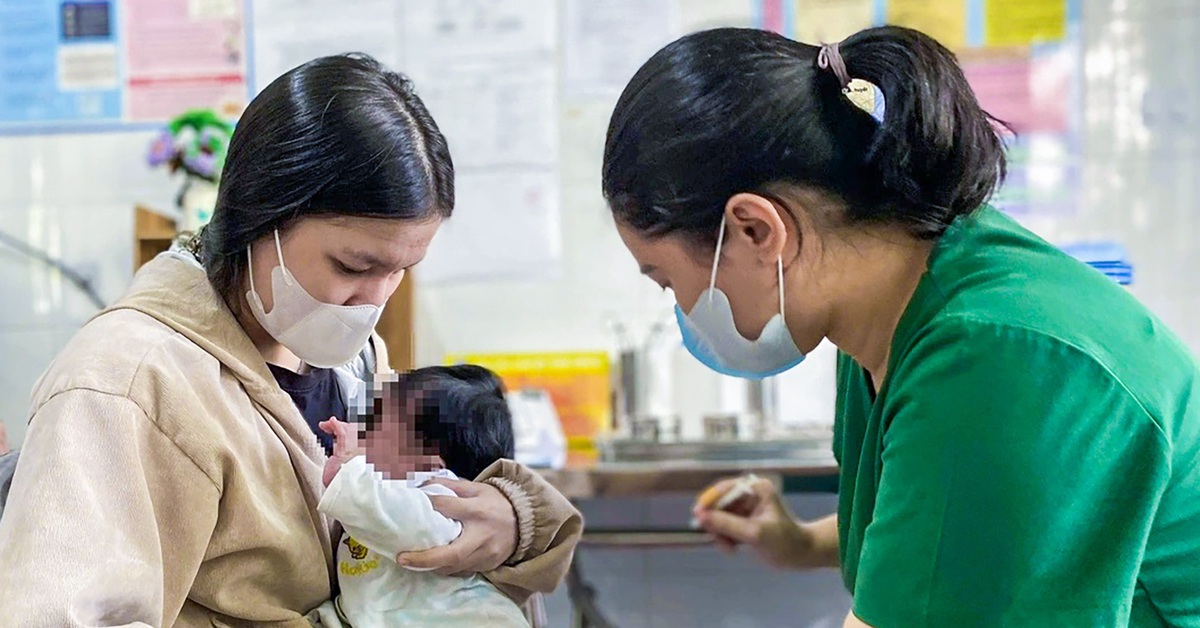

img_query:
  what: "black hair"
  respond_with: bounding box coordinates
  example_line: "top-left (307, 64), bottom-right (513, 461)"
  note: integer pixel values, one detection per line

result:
top-left (602, 26), bottom-right (1007, 246)
top-left (197, 53), bottom-right (454, 302)
top-left (371, 364), bottom-right (515, 481)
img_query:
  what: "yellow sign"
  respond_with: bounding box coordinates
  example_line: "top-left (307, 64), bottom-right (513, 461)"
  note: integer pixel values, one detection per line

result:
top-left (985, 0), bottom-right (1067, 47)
top-left (445, 351), bottom-right (612, 452)
top-left (794, 0), bottom-right (874, 44)
top-left (887, 0), bottom-right (967, 50)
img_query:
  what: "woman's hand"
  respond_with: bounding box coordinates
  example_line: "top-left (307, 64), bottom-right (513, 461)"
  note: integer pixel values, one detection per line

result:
top-left (692, 476), bottom-right (834, 570)
top-left (396, 477), bottom-right (518, 575)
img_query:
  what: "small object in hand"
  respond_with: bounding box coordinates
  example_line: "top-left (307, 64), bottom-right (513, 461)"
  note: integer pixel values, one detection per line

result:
top-left (690, 474), bottom-right (759, 528)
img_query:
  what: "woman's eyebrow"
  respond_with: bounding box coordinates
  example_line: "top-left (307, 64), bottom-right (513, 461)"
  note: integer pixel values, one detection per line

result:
top-left (341, 249), bottom-right (399, 269)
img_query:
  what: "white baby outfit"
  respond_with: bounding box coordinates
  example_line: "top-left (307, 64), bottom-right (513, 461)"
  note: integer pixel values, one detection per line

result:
top-left (308, 457), bottom-right (529, 627)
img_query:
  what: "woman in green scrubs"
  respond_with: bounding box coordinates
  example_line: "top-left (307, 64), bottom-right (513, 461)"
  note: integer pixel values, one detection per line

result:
top-left (602, 26), bottom-right (1200, 627)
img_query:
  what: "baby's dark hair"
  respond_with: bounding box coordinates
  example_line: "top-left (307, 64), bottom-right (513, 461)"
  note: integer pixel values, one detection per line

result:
top-left (370, 364), bottom-right (515, 480)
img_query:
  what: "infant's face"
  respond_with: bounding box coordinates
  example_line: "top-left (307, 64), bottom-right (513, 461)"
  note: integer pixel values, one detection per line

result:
top-left (363, 412), bottom-right (444, 480)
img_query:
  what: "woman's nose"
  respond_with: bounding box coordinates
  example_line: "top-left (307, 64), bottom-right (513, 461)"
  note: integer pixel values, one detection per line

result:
top-left (349, 271), bottom-right (404, 307)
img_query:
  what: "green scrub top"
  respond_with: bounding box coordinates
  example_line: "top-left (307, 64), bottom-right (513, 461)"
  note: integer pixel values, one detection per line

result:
top-left (833, 207), bottom-right (1200, 627)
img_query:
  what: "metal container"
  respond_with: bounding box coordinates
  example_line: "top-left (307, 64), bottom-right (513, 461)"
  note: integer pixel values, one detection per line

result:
top-left (702, 412), bottom-right (763, 441)
top-left (629, 414), bottom-right (682, 443)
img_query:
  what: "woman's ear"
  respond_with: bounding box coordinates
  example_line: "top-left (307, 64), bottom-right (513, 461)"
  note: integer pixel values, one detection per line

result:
top-left (724, 193), bottom-right (789, 264)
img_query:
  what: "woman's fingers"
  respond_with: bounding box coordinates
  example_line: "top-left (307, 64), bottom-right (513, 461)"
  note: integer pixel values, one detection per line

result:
top-left (692, 477), bottom-right (741, 514)
top-left (398, 529), bottom-right (489, 576)
top-left (413, 482), bottom-right (514, 575)
top-left (712, 533), bottom-right (740, 554)
top-left (425, 494), bottom-right (470, 520)
top-left (421, 477), bottom-right (480, 499)
top-left (696, 508), bottom-right (762, 545)
top-left (749, 477), bottom-right (780, 503)
top-left (397, 542), bottom-right (464, 571)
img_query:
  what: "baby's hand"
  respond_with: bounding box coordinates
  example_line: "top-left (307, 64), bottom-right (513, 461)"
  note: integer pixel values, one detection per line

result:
top-left (319, 417), bottom-right (363, 487)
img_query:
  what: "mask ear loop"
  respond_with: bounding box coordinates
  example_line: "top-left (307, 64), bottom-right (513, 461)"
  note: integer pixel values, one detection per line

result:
top-left (246, 229), bottom-right (291, 296)
top-left (708, 215), bottom-right (727, 304)
top-left (246, 244), bottom-right (256, 294)
top-left (777, 256), bottom-right (786, 326)
top-left (272, 229), bottom-right (295, 287)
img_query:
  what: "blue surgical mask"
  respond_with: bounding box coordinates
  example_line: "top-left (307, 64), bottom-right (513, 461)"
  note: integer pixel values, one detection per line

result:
top-left (674, 217), bottom-right (805, 380)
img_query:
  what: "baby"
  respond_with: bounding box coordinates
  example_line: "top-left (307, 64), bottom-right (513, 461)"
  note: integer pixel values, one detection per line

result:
top-left (308, 365), bottom-right (529, 628)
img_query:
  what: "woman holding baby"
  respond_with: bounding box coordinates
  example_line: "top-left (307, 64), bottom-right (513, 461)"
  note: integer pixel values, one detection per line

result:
top-left (0, 54), bottom-right (581, 626)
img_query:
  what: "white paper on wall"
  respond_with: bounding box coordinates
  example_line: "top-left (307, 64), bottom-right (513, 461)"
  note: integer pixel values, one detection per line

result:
top-left (418, 168), bottom-right (561, 284)
top-left (562, 0), bottom-right (680, 98)
top-left (402, 0), bottom-right (558, 169)
top-left (250, 0), bottom-right (403, 92)
top-left (402, 0), bottom-right (562, 282)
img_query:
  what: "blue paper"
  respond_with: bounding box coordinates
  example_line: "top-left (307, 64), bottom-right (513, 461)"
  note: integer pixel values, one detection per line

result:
top-left (0, 0), bottom-right (122, 130)
top-left (1059, 241), bottom-right (1133, 286)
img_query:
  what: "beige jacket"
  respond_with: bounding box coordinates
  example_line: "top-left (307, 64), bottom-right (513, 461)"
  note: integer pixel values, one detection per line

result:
top-left (0, 255), bottom-right (581, 626)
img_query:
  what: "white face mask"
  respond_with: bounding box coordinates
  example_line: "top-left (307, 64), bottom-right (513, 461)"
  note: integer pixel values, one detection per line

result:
top-left (674, 216), bottom-right (806, 380)
top-left (246, 230), bottom-right (383, 369)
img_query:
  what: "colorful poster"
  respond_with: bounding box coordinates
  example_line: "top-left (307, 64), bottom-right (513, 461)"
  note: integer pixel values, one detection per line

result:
top-left (446, 352), bottom-right (612, 452)
top-left (985, 0), bottom-right (1067, 47)
top-left (0, 0), bottom-right (122, 129)
top-left (987, 133), bottom-right (1079, 218)
top-left (794, 0), bottom-right (873, 44)
top-left (123, 0), bottom-right (247, 122)
top-left (0, 0), bottom-right (247, 132)
top-left (960, 46), bottom-right (1071, 134)
top-left (886, 0), bottom-right (967, 49)
top-left (961, 43), bottom-right (1079, 218)
top-left (754, 0), bottom-right (791, 36)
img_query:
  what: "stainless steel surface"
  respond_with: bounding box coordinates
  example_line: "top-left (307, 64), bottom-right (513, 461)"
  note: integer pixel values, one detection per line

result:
top-left (538, 455), bottom-right (838, 499)
top-left (597, 434), bottom-right (834, 464)
top-left (580, 530), bottom-right (713, 548)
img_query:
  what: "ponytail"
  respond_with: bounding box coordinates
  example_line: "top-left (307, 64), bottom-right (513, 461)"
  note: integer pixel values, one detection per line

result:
top-left (837, 26), bottom-right (1008, 236)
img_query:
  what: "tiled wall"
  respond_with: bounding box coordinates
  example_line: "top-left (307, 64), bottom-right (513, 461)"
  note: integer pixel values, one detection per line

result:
top-left (0, 131), bottom-right (175, 445)
top-left (1063, 0), bottom-right (1200, 350)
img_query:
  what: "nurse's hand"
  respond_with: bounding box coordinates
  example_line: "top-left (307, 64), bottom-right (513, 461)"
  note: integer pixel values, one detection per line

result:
top-left (396, 478), bottom-right (517, 576)
top-left (692, 477), bottom-right (827, 570)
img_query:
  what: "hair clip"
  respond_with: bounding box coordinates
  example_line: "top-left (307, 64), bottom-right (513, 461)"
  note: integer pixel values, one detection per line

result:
top-left (844, 78), bottom-right (886, 123)
top-left (818, 43), bottom-right (886, 124)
